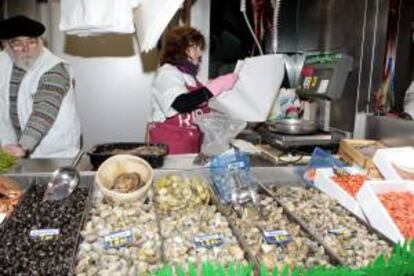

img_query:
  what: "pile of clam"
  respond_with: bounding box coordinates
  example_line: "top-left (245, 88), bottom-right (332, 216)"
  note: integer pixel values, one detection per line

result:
top-left (274, 186), bottom-right (392, 267)
top-left (228, 195), bottom-right (331, 270)
top-left (155, 174), bottom-right (245, 267)
top-left (160, 205), bottom-right (246, 266)
top-left (76, 195), bottom-right (162, 276)
top-left (154, 174), bottom-right (210, 213)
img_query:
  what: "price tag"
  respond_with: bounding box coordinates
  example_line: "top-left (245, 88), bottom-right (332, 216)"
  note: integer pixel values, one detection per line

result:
top-left (226, 161), bottom-right (246, 171)
top-left (104, 229), bottom-right (133, 249)
top-left (194, 233), bottom-right (224, 249)
top-left (263, 230), bottom-right (293, 245)
top-left (329, 227), bottom-right (352, 236)
top-left (29, 229), bottom-right (60, 241)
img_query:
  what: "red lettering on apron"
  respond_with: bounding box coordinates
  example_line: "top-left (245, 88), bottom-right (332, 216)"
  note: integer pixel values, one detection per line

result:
top-left (149, 77), bottom-right (210, 154)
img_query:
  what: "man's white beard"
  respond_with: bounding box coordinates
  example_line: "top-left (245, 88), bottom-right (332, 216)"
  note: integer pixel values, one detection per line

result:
top-left (6, 47), bottom-right (42, 71)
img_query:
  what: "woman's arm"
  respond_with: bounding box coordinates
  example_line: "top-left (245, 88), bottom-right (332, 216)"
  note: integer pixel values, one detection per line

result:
top-left (171, 87), bottom-right (213, 113)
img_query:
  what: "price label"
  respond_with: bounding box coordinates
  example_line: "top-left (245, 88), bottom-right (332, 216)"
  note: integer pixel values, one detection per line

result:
top-left (30, 229), bottom-right (60, 241)
top-left (227, 161), bottom-right (246, 171)
top-left (104, 229), bottom-right (133, 249)
top-left (263, 230), bottom-right (293, 245)
top-left (329, 227), bottom-right (352, 236)
top-left (194, 233), bottom-right (224, 249)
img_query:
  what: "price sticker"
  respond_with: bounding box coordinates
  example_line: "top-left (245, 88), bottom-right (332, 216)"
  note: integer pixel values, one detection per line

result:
top-left (194, 233), bottom-right (224, 249)
top-left (104, 229), bottom-right (133, 249)
top-left (29, 229), bottom-right (60, 241)
top-left (226, 161), bottom-right (246, 171)
top-left (329, 227), bottom-right (352, 236)
top-left (263, 230), bottom-right (293, 245)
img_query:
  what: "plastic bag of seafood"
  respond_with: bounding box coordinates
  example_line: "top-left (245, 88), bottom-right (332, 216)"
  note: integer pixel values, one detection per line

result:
top-left (210, 151), bottom-right (258, 205)
top-left (302, 147), bottom-right (347, 185)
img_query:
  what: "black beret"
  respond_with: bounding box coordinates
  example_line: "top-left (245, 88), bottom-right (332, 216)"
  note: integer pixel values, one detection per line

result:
top-left (0, 15), bottom-right (45, 40)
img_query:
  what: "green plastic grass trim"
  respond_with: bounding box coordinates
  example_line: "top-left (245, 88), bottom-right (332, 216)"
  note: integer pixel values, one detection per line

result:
top-left (150, 240), bottom-right (413, 276)
top-left (0, 149), bottom-right (15, 173)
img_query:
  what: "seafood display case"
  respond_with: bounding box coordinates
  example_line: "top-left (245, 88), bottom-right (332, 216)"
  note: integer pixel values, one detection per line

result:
top-left (0, 167), bottom-right (402, 275)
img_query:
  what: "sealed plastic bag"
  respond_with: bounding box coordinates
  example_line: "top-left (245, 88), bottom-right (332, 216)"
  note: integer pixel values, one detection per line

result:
top-left (301, 147), bottom-right (347, 185)
top-left (194, 114), bottom-right (246, 156)
top-left (210, 150), bottom-right (258, 204)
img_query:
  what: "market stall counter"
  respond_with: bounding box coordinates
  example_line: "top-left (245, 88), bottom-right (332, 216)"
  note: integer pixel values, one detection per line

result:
top-left (1, 165), bottom-right (408, 275)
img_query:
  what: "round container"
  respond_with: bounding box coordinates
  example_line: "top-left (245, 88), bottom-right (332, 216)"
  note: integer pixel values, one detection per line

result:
top-left (265, 119), bottom-right (318, 135)
top-left (95, 154), bottom-right (154, 204)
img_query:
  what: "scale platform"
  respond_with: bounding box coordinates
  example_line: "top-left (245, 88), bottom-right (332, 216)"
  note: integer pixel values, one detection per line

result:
top-left (259, 126), bottom-right (336, 150)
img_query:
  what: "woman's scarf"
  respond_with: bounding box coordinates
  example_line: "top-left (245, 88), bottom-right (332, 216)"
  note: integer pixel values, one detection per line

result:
top-left (175, 59), bottom-right (199, 77)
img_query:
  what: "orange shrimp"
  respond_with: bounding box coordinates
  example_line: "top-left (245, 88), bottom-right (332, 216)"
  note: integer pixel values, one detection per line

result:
top-left (378, 191), bottom-right (414, 239)
top-left (331, 174), bottom-right (367, 197)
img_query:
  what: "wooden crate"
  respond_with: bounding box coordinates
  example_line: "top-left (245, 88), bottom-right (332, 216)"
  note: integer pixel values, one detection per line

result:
top-left (338, 139), bottom-right (386, 179)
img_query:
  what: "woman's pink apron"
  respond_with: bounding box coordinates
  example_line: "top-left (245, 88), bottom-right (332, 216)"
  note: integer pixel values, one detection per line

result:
top-left (149, 82), bottom-right (210, 154)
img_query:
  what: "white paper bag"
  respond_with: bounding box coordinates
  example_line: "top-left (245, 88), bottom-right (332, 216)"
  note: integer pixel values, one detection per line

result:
top-left (209, 54), bottom-right (285, 122)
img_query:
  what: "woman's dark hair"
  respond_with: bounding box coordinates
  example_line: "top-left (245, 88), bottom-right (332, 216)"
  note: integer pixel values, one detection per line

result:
top-left (160, 26), bottom-right (205, 65)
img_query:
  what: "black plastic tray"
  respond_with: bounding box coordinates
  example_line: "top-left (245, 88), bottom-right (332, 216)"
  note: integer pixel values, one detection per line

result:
top-left (88, 142), bottom-right (168, 170)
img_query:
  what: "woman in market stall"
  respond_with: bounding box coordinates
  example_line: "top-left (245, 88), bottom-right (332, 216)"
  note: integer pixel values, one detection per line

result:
top-left (148, 26), bottom-right (238, 154)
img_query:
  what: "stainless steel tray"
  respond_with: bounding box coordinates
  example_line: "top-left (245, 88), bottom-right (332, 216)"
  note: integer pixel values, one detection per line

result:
top-left (216, 186), bottom-right (343, 268)
top-left (1, 174), bottom-right (94, 276)
top-left (152, 173), bottom-right (259, 271)
top-left (259, 182), bottom-right (395, 266)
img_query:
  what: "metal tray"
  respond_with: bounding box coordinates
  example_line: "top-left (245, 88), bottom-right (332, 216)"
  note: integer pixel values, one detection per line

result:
top-left (214, 186), bottom-right (343, 268)
top-left (152, 172), bottom-right (259, 271)
top-left (260, 182), bottom-right (395, 265)
top-left (0, 174), bottom-right (94, 276)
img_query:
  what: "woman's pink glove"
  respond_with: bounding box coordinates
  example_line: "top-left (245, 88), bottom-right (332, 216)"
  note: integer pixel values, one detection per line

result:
top-left (206, 73), bottom-right (238, 97)
top-left (2, 144), bottom-right (25, 158)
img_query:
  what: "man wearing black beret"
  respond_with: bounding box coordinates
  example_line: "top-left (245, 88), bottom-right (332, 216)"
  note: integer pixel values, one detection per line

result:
top-left (0, 15), bottom-right (81, 158)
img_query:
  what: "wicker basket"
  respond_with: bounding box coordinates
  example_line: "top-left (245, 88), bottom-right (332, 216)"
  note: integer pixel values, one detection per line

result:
top-left (95, 154), bottom-right (154, 204)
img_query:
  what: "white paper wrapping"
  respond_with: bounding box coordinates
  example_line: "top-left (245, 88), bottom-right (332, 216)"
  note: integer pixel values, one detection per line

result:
top-left (209, 54), bottom-right (285, 122)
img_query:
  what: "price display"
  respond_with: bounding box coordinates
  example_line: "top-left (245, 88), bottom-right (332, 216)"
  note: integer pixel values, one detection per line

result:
top-left (227, 161), bottom-right (246, 171)
top-left (104, 229), bottom-right (133, 249)
top-left (329, 227), bottom-right (353, 236)
top-left (263, 230), bottom-right (293, 245)
top-left (194, 233), bottom-right (224, 249)
top-left (29, 229), bottom-right (60, 241)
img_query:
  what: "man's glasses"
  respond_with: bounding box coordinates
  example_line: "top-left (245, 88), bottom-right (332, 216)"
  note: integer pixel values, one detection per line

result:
top-left (8, 38), bottom-right (39, 50)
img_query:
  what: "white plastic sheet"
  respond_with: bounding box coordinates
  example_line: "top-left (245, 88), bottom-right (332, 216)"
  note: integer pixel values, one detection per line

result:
top-left (373, 147), bottom-right (414, 180)
top-left (209, 54), bottom-right (285, 122)
top-left (134, 0), bottom-right (184, 52)
top-left (60, 0), bottom-right (141, 36)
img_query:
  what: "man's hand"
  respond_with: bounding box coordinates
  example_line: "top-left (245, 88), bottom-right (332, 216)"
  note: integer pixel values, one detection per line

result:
top-left (2, 144), bottom-right (26, 158)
